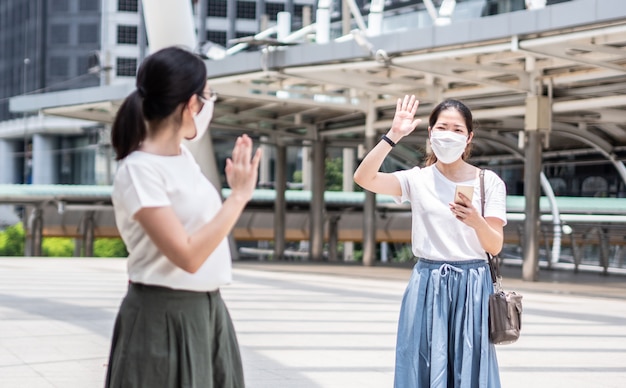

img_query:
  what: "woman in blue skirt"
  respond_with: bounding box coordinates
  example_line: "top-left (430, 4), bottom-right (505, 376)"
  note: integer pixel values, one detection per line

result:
top-left (105, 46), bottom-right (262, 387)
top-left (354, 96), bottom-right (506, 387)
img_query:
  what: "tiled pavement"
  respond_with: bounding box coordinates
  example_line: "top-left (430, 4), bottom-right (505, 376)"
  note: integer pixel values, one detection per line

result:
top-left (0, 258), bottom-right (624, 387)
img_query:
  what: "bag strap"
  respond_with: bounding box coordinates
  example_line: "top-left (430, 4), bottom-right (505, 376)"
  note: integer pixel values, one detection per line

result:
top-left (480, 169), bottom-right (501, 286)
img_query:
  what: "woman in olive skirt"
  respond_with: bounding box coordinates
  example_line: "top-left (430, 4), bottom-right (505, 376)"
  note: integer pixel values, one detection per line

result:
top-left (105, 46), bottom-right (262, 388)
top-left (354, 96), bottom-right (506, 387)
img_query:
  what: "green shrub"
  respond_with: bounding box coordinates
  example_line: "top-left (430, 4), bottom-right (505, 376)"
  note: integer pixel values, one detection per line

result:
top-left (42, 237), bottom-right (75, 257)
top-left (0, 223), bottom-right (25, 256)
top-left (94, 238), bottom-right (128, 258)
top-left (392, 244), bottom-right (415, 263)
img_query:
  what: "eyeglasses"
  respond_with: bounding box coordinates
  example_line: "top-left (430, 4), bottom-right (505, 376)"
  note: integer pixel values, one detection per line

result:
top-left (199, 89), bottom-right (218, 102)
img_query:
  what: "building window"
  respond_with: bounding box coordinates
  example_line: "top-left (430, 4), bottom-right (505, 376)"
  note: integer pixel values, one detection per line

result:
top-left (236, 1), bottom-right (256, 19)
top-left (78, 24), bottom-right (99, 44)
top-left (49, 57), bottom-right (69, 77)
top-left (236, 31), bottom-right (256, 39)
top-left (50, 24), bottom-right (70, 45)
top-left (118, 0), bottom-right (138, 12)
top-left (79, 0), bottom-right (99, 11)
top-left (116, 57), bottom-right (137, 77)
top-left (206, 31), bottom-right (227, 47)
top-left (77, 56), bottom-right (90, 74)
top-left (294, 5), bottom-right (309, 22)
top-left (208, 0), bottom-right (227, 17)
top-left (117, 25), bottom-right (138, 45)
top-left (265, 3), bottom-right (285, 21)
top-left (50, 0), bottom-right (70, 12)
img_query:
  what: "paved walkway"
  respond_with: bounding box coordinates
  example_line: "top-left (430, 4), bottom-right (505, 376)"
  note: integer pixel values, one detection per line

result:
top-left (0, 258), bottom-right (624, 387)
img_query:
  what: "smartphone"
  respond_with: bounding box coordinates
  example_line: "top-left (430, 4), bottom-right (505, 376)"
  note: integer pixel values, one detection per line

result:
top-left (454, 185), bottom-right (474, 205)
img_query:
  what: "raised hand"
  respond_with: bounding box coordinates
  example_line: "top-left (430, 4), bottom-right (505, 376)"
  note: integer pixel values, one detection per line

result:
top-left (225, 134), bottom-right (262, 202)
top-left (390, 95), bottom-right (422, 138)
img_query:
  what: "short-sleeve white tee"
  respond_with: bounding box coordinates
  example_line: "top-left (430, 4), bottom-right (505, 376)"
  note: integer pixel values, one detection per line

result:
top-left (112, 145), bottom-right (231, 291)
top-left (392, 165), bottom-right (507, 261)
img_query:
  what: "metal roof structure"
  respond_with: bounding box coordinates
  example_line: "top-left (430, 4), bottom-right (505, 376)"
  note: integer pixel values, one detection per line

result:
top-left (7, 0), bottom-right (626, 277)
top-left (10, 0), bottom-right (626, 170)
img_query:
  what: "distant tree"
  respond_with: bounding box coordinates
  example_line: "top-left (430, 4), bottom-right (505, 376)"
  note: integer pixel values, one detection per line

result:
top-left (291, 157), bottom-right (346, 191)
top-left (94, 238), bottom-right (128, 258)
top-left (292, 170), bottom-right (303, 185)
top-left (325, 157), bottom-right (343, 191)
top-left (0, 223), bottom-right (25, 256)
top-left (42, 238), bottom-right (74, 257)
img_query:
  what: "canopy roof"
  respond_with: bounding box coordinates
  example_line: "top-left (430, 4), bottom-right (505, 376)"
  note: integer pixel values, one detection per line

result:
top-left (9, 0), bottom-right (626, 167)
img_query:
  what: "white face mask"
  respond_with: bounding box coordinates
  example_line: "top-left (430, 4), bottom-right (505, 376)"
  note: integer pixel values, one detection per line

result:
top-left (429, 130), bottom-right (468, 164)
top-left (187, 97), bottom-right (214, 142)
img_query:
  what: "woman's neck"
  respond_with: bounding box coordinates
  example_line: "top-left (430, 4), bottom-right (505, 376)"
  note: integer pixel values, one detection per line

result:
top-left (139, 126), bottom-right (183, 156)
top-left (434, 160), bottom-right (477, 182)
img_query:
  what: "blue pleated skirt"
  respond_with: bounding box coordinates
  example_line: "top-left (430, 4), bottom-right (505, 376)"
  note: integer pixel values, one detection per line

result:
top-left (394, 258), bottom-right (501, 388)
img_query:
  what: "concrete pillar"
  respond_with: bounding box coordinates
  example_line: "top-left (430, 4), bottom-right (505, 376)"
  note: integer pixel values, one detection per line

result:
top-left (362, 100), bottom-right (377, 266)
top-left (95, 126), bottom-right (114, 185)
top-left (0, 140), bottom-right (18, 183)
top-left (328, 215), bottom-right (340, 261)
top-left (274, 142), bottom-right (287, 260)
top-left (256, 0), bottom-right (267, 32)
top-left (196, 0), bottom-right (207, 45)
top-left (137, 0), bottom-right (147, 62)
top-left (259, 136), bottom-right (271, 186)
top-left (342, 148), bottom-right (355, 261)
top-left (315, 0), bottom-right (330, 44)
top-left (184, 132), bottom-right (221, 195)
top-left (226, 0), bottom-right (236, 47)
top-left (522, 95), bottom-right (550, 281)
top-left (83, 211), bottom-right (95, 257)
top-left (310, 139), bottom-right (325, 261)
top-left (141, 0), bottom-right (197, 51)
top-left (32, 134), bottom-right (58, 184)
top-left (381, 241), bottom-right (389, 263)
top-left (74, 238), bottom-right (83, 257)
top-left (341, 0), bottom-right (351, 35)
top-left (599, 228), bottom-right (610, 276)
top-left (27, 207), bottom-right (43, 257)
top-left (301, 141), bottom-right (312, 190)
top-left (277, 12), bottom-right (291, 40)
top-left (368, 0), bottom-right (385, 36)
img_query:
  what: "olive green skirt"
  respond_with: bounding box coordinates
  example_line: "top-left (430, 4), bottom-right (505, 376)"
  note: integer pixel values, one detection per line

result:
top-left (105, 282), bottom-right (244, 388)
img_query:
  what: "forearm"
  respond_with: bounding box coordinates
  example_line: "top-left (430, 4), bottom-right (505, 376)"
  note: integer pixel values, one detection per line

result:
top-left (353, 136), bottom-right (397, 190)
top-left (184, 195), bottom-right (248, 269)
top-left (141, 195), bottom-right (250, 274)
top-left (474, 218), bottom-right (504, 256)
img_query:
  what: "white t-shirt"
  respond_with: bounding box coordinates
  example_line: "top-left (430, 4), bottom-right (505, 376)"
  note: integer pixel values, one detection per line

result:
top-left (392, 165), bottom-right (507, 261)
top-left (112, 145), bottom-right (232, 291)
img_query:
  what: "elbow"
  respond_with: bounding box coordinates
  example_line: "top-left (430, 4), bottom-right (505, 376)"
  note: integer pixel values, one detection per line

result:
top-left (168, 252), bottom-right (203, 274)
top-left (181, 263), bottom-right (202, 274)
top-left (353, 170), bottom-right (367, 188)
top-left (489, 241), bottom-right (504, 257)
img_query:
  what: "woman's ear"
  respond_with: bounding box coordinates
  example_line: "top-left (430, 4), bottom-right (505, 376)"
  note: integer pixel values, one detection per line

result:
top-left (467, 131), bottom-right (474, 143)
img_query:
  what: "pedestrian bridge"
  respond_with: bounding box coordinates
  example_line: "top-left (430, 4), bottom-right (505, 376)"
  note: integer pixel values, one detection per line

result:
top-left (1, 184), bottom-right (625, 273)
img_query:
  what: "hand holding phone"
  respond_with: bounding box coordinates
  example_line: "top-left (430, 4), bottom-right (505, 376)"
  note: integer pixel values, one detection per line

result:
top-left (454, 185), bottom-right (474, 205)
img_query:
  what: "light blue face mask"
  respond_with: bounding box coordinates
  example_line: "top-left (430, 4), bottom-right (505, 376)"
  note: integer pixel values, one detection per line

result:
top-left (429, 130), bottom-right (468, 164)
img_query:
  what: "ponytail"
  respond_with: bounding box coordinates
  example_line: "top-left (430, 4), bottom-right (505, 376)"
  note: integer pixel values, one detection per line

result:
top-left (111, 90), bottom-right (146, 160)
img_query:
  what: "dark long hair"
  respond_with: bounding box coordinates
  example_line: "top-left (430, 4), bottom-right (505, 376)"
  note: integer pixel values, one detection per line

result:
top-left (111, 46), bottom-right (207, 160)
top-left (424, 99), bottom-right (475, 166)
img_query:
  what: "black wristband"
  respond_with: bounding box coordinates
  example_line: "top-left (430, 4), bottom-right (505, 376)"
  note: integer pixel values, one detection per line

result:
top-left (381, 134), bottom-right (396, 147)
